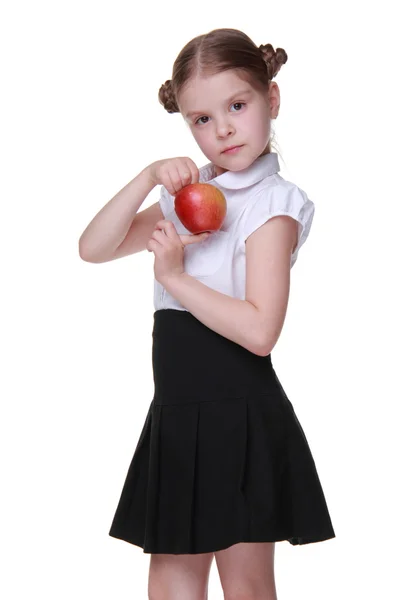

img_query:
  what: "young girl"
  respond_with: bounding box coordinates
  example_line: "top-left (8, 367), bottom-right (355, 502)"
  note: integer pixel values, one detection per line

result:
top-left (79, 27), bottom-right (335, 600)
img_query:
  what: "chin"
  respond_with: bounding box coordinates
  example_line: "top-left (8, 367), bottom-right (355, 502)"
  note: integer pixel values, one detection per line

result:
top-left (220, 155), bottom-right (255, 172)
top-left (211, 145), bottom-right (264, 174)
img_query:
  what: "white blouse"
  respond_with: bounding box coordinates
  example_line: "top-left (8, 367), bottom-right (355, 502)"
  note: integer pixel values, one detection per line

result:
top-left (153, 152), bottom-right (315, 312)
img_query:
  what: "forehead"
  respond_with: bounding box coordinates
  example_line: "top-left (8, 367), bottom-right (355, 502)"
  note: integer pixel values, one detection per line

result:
top-left (178, 69), bottom-right (256, 115)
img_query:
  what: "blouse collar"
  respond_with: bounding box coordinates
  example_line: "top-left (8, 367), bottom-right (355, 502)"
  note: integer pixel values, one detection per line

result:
top-left (198, 151), bottom-right (280, 190)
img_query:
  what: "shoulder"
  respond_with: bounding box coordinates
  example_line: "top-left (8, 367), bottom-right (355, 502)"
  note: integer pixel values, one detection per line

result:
top-left (239, 177), bottom-right (315, 258)
top-left (247, 176), bottom-right (314, 223)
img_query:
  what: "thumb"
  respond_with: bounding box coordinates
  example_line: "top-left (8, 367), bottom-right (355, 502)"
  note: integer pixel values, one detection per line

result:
top-left (180, 232), bottom-right (210, 246)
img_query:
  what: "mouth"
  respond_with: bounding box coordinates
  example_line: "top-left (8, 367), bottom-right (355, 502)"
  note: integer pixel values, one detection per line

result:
top-left (222, 145), bottom-right (244, 154)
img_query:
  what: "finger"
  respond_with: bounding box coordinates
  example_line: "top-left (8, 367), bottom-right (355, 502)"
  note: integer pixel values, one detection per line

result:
top-left (180, 232), bottom-right (210, 246)
top-left (147, 239), bottom-right (156, 252)
top-left (161, 221), bottom-right (188, 249)
top-left (179, 167), bottom-right (192, 188)
top-left (178, 159), bottom-right (192, 182)
top-left (153, 221), bottom-right (165, 232)
top-left (152, 229), bottom-right (169, 243)
top-left (165, 171), bottom-right (177, 196)
top-left (154, 219), bottom-right (173, 234)
top-left (185, 159), bottom-right (200, 184)
top-left (153, 221), bottom-right (178, 245)
top-left (169, 165), bottom-right (183, 195)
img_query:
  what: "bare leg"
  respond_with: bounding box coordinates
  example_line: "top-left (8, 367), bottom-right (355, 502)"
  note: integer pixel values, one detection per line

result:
top-left (148, 551), bottom-right (214, 600)
top-left (214, 542), bottom-right (277, 600)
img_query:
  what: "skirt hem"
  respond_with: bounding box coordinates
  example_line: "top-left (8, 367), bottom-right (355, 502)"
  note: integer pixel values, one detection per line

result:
top-left (108, 529), bottom-right (336, 554)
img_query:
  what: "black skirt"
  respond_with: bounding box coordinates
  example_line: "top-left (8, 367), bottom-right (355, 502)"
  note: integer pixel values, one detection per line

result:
top-left (108, 308), bottom-right (335, 554)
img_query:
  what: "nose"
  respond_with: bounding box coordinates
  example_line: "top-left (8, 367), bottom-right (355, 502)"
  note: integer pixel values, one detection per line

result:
top-left (215, 117), bottom-right (235, 139)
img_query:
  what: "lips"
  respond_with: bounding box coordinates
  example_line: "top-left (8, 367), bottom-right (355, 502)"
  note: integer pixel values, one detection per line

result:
top-left (222, 145), bottom-right (243, 154)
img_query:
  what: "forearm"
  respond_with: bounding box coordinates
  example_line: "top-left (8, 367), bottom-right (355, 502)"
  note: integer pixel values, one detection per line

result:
top-left (79, 165), bottom-right (156, 261)
top-left (161, 272), bottom-right (267, 356)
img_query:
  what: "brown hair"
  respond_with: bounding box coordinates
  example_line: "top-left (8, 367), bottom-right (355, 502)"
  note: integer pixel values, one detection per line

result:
top-left (158, 28), bottom-right (287, 156)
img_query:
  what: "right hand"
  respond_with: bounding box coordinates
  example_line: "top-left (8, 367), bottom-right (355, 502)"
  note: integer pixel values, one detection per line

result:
top-left (148, 157), bottom-right (200, 196)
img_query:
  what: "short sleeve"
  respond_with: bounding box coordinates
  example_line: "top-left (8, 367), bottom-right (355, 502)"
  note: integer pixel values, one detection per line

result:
top-left (158, 185), bottom-right (174, 218)
top-left (240, 183), bottom-right (315, 264)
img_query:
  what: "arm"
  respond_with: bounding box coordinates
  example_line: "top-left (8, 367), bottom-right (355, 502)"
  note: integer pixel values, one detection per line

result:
top-left (244, 214), bottom-right (298, 354)
top-left (162, 273), bottom-right (264, 355)
top-left (161, 215), bottom-right (298, 356)
top-left (79, 156), bottom-right (200, 263)
top-left (78, 165), bottom-right (157, 263)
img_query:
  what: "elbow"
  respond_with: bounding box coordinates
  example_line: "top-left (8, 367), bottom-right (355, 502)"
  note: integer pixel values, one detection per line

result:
top-left (251, 340), bottom-right (272, 357)
top-left (79, 239), bottom-right (92, 262)
top-left (79, 247), bottom-right (95, 263)
top-left (79, 252), bottom-right (108, 263)
top-left (245, 306), bottom-right (273, 356)
top-left (258, 345), bottom-right (272, 357)
top-left (250, 321), bottom-right (276, 356)
top-left (257, 331), bottom-right (277, 357)
top-left (246, 331), bottom-right (272, 357)
top-left (79, 247), bottom-right (91, 262)
top-left (79, 241), bottom-right (103, 263)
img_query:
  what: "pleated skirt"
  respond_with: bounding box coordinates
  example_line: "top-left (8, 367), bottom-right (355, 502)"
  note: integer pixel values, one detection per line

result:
top-left (108, 308), bottom-right (335, 554)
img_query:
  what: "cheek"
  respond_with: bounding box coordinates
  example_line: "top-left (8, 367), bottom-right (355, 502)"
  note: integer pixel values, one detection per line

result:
top-left (192, 128), bottom-right (213, 150)
top-left (248, 109), bottom-right (270, 137)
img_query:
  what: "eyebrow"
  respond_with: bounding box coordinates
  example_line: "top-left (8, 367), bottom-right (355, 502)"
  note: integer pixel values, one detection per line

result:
top-left (185, 88), bottom-right (253, 119)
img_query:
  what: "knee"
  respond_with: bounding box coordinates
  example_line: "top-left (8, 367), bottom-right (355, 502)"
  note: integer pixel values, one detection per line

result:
top-left (148, 582), bottom-right (207, 600)
top-left (149, 592), bottom-right (207, 600)
top-left (223, 584), bottom-right (276, 600)
top-left (224, 593), bottom-right (253, 600)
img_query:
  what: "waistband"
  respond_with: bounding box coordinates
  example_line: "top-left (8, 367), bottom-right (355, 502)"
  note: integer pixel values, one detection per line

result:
top-left (151, 309), bottom-right (277, 404)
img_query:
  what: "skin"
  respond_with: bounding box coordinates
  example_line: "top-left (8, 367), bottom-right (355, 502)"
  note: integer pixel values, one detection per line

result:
top-left (148, 70), bottom-right (280, 600)
top-left (147, 69), bottom-right (282, 284)
top-left (179, 69), bottom-right (280, 175)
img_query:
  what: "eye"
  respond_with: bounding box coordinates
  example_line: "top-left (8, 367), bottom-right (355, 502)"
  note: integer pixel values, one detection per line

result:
top-left (195, 116), bottom-right (210, 125)
top-left (231, 102), bottom-right (245, 112)
top-left (194, 102), bottom-right (245, 125)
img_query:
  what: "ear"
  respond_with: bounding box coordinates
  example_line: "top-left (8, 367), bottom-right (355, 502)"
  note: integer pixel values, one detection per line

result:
top-left (268, 82), bottom-right (280, 119)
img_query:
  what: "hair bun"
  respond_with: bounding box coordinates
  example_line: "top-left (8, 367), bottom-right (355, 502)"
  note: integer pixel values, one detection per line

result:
top-left (158, 79), bottom-right (179, 114)
top-left (258, 43), bottom-right (288, 79)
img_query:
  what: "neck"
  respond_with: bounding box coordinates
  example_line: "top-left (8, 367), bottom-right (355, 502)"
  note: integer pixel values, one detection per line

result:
top-left (214, 164), bottom-right (228, 177)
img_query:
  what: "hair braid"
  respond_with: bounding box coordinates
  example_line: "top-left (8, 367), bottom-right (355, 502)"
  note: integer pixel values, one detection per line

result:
top-left (258, 43), bottom-right (288, 80)
top-left (158, 79), bottom-right (179, 114)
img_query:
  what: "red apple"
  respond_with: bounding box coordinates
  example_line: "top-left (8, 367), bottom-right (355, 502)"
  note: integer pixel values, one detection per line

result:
top-left (174, 183), bottom-right (227, 234)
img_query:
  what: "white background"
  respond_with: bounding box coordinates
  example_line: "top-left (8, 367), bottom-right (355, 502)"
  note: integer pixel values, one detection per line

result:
top-left (1, 0), bottom-right (399, 598)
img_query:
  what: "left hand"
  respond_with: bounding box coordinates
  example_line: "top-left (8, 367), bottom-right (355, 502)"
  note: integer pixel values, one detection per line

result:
top-left (147, 220), bottom-right (210, 284)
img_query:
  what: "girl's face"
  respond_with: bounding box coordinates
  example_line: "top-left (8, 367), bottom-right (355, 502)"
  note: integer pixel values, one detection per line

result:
top-left (178, 69), bottom-right (280, 176)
